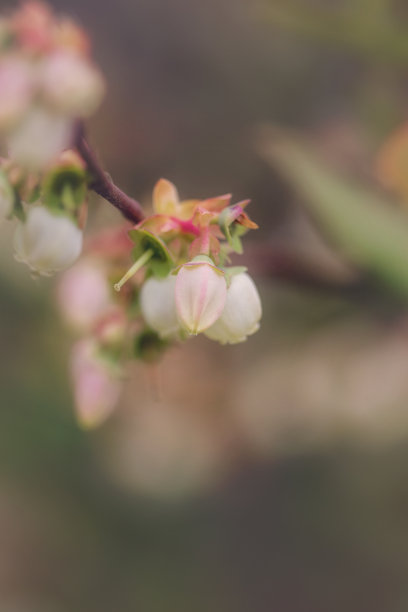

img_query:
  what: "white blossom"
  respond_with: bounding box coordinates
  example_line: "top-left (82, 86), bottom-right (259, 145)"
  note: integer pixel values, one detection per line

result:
top-left (140, 274), bottom-right (180, 338)
top-left (205, 272), bottom-right (261, 344)
top-left (14, 206), bottom-right (83, 276)
top-left (7, 107), bottom-right (72, 168)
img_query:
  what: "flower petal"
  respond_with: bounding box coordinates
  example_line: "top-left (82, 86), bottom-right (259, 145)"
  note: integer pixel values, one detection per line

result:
top-left (175, 260), bottom-right (227, 334)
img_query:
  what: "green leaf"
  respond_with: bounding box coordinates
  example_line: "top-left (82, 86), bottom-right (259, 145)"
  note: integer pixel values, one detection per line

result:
top-left (261, 131), bottom-right (408, 300)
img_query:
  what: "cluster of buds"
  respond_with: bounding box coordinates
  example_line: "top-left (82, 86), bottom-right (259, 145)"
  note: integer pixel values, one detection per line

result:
top-left (0, 2), bottom-right (105, 275)
top-left (58, 180), bottom-right (262, 426)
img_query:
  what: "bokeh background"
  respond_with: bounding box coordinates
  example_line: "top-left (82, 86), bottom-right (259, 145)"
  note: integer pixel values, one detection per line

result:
top-left (2, 0), bottom-right (408, 610)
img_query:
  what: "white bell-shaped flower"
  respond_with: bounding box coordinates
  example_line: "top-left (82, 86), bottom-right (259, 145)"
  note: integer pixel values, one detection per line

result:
top-left (205, 272), bottom-right (261, 344)
top-left (14, 206), bottom-right (83, 276)
top-left (7, 107), bottom-right (72, 168)
top-left (140, 274), bottom-right (180, 338)
top-left (175, 256), bottom-right (227, 335)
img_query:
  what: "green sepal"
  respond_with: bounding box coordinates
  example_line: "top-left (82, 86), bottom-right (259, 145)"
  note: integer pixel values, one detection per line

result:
top-left (26, 183), bottom-right (41, 204)
top-left (11, 193), bottom-right (25, 222)
top-left (97, 345), bottom-right (124, 370)
top-left (42, 164), bottom-right (87, 214)
top-left (0, 170), bottom-right (21, 221)
top-left (133, 328), bottom-right (169, 363)
top-left (171, 254), bottom-right (220, 275)
top-left (128, 229), bottom-right (173, 278)
top-left (219, 208), bottom-right (247, 254)
top-left (224, 266), bottom-right (247, 286)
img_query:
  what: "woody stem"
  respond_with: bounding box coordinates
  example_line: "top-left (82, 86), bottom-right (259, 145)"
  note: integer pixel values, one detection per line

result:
top-left (74, 121), bottom-right (145, 224)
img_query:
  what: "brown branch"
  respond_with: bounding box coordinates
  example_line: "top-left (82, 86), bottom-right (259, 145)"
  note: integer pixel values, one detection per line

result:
top-left (74, 123), bottom-right (145, 224)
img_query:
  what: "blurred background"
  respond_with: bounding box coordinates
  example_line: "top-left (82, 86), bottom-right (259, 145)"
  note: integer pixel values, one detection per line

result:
top-left (3, 0), bottom-right (408, 610)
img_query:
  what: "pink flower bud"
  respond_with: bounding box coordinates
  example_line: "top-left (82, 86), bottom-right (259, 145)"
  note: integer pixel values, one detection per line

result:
top-left (140, 274), bottom-right (180, 338)
top-left (41, 51), bottom-right (105, 118)
top-left (70, 339), bottom-right (122, 428)
top-left (7, 108), bottom-right (72, 169)
top-left (205, 272), bottom-right (262, 344)
top-left (14, 206), bottom-right (83, 276)
top-left (0, 57), bottom-right (35, 129)
top-left (11, 1), bottom-right (54, 53)
top-left (57, 259), bottom-right (111, 331)
top-left (175, 256), bottom-right (227, 335)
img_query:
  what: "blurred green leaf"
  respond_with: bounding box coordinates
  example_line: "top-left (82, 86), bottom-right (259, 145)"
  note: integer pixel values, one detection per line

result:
top-left (261, 0), bottom-right (408, 65)
top-left (260, 130), bottom-right (408, 299)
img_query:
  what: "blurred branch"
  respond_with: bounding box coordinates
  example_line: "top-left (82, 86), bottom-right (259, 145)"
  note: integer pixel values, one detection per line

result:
top-left (74, 122), bottom-right (145, 224)
top-left (241, 243), bottom-right (368, 297)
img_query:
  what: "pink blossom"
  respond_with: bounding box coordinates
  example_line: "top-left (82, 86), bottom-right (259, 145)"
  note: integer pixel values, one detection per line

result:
top-left (11, 1), bottom-right (55, 53)
top-left (70, 339), bottom-right (122, 428)
top-left (175, 256), bottom-right (227, 335)
top-left (57, 259), bottom-right (112, 331)
top-left (0, 57), bottom-right (35, 129)
top-left (41, 50), bottom-right (105, 117)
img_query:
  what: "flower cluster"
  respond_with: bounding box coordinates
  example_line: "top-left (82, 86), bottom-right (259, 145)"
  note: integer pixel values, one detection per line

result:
top-left (0, 1), bottom-right (104, 160)
top-left (0, 1), bottom-right (105, 275)
top-left (118, 178), bottom-right (262, 343)
top-left (58, 180), bottom-right (261, 426)
top-left (0, 2), bottom-right (262, 428)
top-left (57, 227), bottom-right (132, 427)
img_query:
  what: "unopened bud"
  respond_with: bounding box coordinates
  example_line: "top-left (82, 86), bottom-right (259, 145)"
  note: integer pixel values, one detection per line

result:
top-left (175, 256), bottom-right (227, 335)
top-left (0, 56), bottom-right (35, 130)
top-left (41, 51), bottom-right (105, 117)
top-left (70, 339), bottom-right (122, 429)
top-left (57, 259), bottom-right (111, 330)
